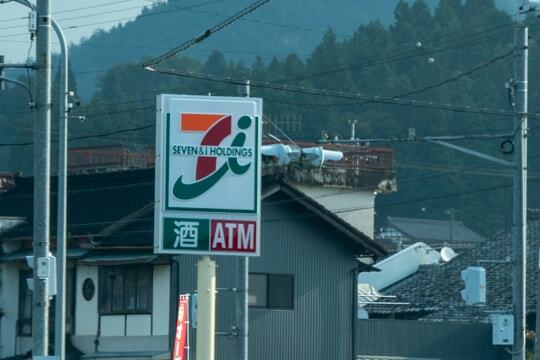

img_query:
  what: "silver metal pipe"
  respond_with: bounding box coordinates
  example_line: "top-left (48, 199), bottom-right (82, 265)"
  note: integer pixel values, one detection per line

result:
top-left (52, 17), bottom-right (68, 360)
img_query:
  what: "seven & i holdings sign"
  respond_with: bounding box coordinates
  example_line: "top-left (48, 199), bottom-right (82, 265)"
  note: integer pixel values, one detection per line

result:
top-left (154, 94), bottom-right (262, 256)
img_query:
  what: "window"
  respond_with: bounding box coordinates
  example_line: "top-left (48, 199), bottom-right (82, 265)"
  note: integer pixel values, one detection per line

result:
top-left (98, 265), bottom-right (152, 314)
top-left (18, 270), bottom-right (32, 336)
top-left (248, 273), bottom-right (294, 310)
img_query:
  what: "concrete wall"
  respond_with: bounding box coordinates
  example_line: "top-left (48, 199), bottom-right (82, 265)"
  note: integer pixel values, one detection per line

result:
top-left (296, 185), bottom-right (375, 238)
top-left (355, 319), bottom-right (506, 360)
top-left (72, 264), bottom-right (170, 354)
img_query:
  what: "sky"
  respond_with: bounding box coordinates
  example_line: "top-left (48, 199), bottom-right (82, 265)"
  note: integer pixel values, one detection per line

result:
top-left (0, 0), bottom-right (159, 62)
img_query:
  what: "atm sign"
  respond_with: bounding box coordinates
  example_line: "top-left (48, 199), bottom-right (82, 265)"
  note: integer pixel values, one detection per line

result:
top-left (163, 218), bottom-right (257, 255)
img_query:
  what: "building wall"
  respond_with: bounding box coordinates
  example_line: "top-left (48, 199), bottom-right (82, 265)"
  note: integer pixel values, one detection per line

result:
top-left (0, 262), bottom-right (21, 358)
top-left (295, 185), bottom-right (375, 238)
top-left (176, 191), bottom-right (360, 360)
top-left (75, 265), bottom-right (99, 336)
top-left (72, 264), bottom-right (170, 354)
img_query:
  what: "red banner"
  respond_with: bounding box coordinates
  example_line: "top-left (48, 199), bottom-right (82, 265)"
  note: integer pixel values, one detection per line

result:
top-left (173, 294), bottom-right (190, 360)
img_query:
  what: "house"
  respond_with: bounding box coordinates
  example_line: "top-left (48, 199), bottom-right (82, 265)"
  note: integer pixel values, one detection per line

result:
top-left (352, 217), bottom-right (540, 360)
top-left (0, 143), bottom-right (392, 360)
top-left (377, 216), bottom-right (485, 252)
top-left (367, 222), bottom-right (537, 323)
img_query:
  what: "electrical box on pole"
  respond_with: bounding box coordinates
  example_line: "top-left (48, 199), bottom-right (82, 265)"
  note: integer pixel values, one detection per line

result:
top-left (491, 314), bottom-right (514, 345)
top-left (28, 10), bottom-right (37, 34)
top-left (26, 255), bottom-right (57, 297)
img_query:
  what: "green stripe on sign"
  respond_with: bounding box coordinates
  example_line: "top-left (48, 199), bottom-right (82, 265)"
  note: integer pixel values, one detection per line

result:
top-left (163, 218), bottom-right (210, 251)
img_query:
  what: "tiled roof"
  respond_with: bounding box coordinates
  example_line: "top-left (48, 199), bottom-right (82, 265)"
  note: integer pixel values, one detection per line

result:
top-left (367, 221), bottom-right (540, 322)
top-left (0, 169), bottom-right (154, 243)
top-left (0, 169), bottom-right (386, 257)
top-left (387, 216), bottom-right (485, 246)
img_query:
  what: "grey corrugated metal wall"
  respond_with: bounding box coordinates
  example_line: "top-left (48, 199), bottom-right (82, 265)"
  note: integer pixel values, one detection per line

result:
top-left (175, 191), bottom-right (361, 360)
top-left (355, 319), bottom-right (507, 360)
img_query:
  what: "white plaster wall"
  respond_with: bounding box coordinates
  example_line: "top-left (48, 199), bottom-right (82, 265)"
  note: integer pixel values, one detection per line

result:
top-left (126, 314), bottom-right (151, 336)
top-left (100, 315), bottom-right (125, 336)
top-left (152, 265), bottom-right (170, 336)
top-left (295, 185), bottom-right (376, 238)
top-left (72, 264), bottom-right (171, 353)
top-left (97, 335), bottom-right (169, 353)
top-left (0, 262), bottom-right (20, 358)
top-left (75, 265), bottom-right (98, 336)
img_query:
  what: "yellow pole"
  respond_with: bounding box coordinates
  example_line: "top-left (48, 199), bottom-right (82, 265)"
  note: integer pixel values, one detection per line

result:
top-left (196, 256), bottom-right (216, 360)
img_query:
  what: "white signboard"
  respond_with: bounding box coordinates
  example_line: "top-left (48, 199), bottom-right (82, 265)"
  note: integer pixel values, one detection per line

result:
top-left (154, 94), bottom-right (262, 256)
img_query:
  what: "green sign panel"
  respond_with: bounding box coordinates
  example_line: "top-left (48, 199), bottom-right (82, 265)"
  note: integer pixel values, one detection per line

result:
top-left (163, 218), bottom-right (210, 251)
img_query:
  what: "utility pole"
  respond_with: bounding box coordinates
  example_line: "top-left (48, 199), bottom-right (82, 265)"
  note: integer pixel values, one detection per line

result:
top-left (236, 80), bottom-right (250, 360)
top-left (33, 0), bottom-right (52, 356)
top-left (512, 12), bottom-right (528, 360)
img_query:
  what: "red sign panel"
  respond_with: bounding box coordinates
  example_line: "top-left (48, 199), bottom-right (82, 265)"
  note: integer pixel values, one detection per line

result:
top-left (173, 294), bottom-right (189, 360)
top-left (210, 220), bottom-right (257, 253)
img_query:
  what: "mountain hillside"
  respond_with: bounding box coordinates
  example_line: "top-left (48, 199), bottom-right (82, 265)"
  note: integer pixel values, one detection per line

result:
top-left (69, 0), bottom-right (442, 98)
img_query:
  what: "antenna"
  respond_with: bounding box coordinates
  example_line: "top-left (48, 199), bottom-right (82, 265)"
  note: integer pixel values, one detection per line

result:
top-left (440, 247), bottom-right (457, 262)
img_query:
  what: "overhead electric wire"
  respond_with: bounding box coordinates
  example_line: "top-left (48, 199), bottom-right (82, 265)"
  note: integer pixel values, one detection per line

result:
top-left (148, 66), bottom-right (540, 119)
top-left (28, 24), bottom-right (513, 78)
top-left (0, 0), bottom-right (233, 32)
top-left (280, 16), bottom-right (536, 83)
top-left (0, 179), bottom-right (514, 228)
top-left (261, 48), bottom-right (514, 113)
top-left (0, 124), bottom-right (153, 147)
top-left (144, 0), bottom-right (271, 67)
top-left (0, 4), bottom-right (150, 31)
top-left (0, 0), bottom-right (232, 37)
top-left (282, 28), bottom-right (517, 83)
top-left (0, 0), bottom-right (150, 23)
top-left (170, 5), bottom-right (352, 39)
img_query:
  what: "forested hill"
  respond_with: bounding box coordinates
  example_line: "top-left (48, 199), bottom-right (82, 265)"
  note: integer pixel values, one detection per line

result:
top-left (68, 0), bottom-right (519, 99)
top-left (70, 0), bottom-right (443, 98)
top-left (0, 0), bottom-right (536, 236)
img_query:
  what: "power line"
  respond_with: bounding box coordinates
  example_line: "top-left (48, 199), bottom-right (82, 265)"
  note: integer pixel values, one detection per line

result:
top-left (144, 0), bottom-right (271, 67)
top-left (0, 0), bottom-right (150, 22)
top-left (0, 50), bottom-right (522, 139)
top-left (31, 26), bottom-right (512, 80)
top-left (261, 49), bottom-right (513, 112)
top-left (170, 5), bottom-right (352, 39)
top-left (0, 179), bottom-right (514, 228)
top-left (0, 124), bottom-right (153, 147)
top-left (0, 3), bottom-right (148, 31)
top-left (278, 15), bottom-right (537, 84)
top-left (148, 66), bottom-right (540, 119)
top-left (282, 28), bottom-right (516, 83)
top-left (0, 0), bottom-right (230, 38)
top-left (261, 182), bottom-right (512, 225)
